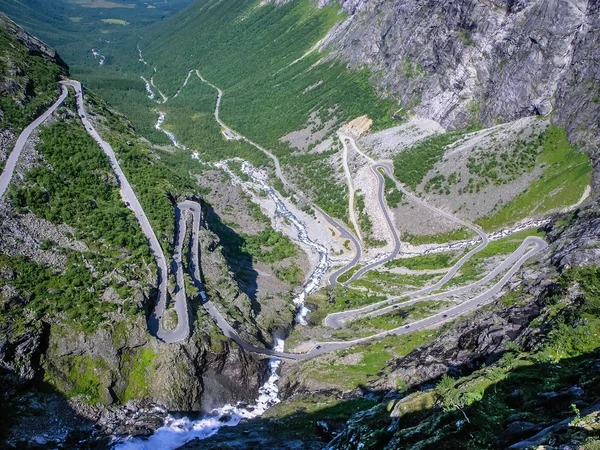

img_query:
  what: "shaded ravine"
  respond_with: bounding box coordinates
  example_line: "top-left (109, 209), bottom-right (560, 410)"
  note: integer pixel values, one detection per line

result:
top-left (215, 160), bottom-right (330, 324)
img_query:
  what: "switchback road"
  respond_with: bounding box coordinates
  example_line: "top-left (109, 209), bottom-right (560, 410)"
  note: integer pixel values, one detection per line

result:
top-left (4, 78), bottom-right (549, 361)
top-left (63, 80), bottom-right (189, 343)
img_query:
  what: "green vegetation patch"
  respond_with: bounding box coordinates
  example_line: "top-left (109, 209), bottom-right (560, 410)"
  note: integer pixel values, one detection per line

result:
top-left (338, 264), bottom-right (363, 284)
top-left (275, 262), bottom-right (303, 286)
top-left (299, 330), bottom-right (439, 391)
top-left (122, 348), bottom-right (158, 402)
top-left (477, 126), bottom-right (592, 231)
top-left (101, 18), bottom-right (129, 25)
top-left (458, 132), bottom-right (544, 195)
top-left (243, 229), bottom-right (297, 263)
top-left (0, 17), bottom-right (66, 131)
top-left (286, 149), bottom-right (349, 219)
top-left (379, 168), bottom-right (404, 208)
top-left (351, 270), bottom-right (440, 295)
top-left (384, 252), bottom-right (458, 271)
top-left (3, 116), bottom-right (157, 333)
top-left (447, 228), bottom-right (545, 287)
top-left (304, 285), bottom-right (386, 326)
top-left (44, 355), bottom-right (111, 405)
top-left (10, 120), bottom-right (151, 252)
top-left (393, 130), bottom-right (466, 189)
top-left (345, 300), bottom-right (451, 334)
top-left (402, 228), bottom-right (475, 245)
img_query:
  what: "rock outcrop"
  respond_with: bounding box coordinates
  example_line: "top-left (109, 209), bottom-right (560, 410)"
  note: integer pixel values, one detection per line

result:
top-left (311, 0), bottom-right (599, 158)
top-left (0, 13), bottom-right (67, 70)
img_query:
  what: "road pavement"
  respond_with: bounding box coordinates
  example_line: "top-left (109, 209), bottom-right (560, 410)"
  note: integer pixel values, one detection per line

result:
top-left (62, 80), bottom-right (189, 343)
top-left (8, 78), bottom-right (549, 361)
top-left (177, 198), bottom-right (547, 360)
top-left (0, 86), bottom-right (68, 199)
top-left (343, 162), bottom-right (402, 284)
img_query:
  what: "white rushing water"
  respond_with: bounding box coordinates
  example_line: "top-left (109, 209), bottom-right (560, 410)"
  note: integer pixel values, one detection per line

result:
top-left (137, 44), bottom-right (149, 66)
top-left (141, 76), bottom-right (155, 100)
top-left (91, 48), bottom-right (105, 66)
top-left (113, 339), bottom-right (285, 449)
top-left (154, 113), bottom-right (187, 149)
top-left (112, 158), bottom-right (331, 449)
top-left (236, 161), bottom-right (330, 324)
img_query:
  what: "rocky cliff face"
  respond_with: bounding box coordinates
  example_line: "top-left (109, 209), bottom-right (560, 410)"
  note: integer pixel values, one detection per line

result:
top-left (0, 12), bottom-right (66, 70)
top-left (313, 0), bottom-right (599, 159)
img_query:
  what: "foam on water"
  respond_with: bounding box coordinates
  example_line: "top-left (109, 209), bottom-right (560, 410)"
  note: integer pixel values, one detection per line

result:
top-left (141, 76), bottom-right (155, 100)
top-left (113, 156), bottom-right (330, 449)
top-left (113, 339), bottom-right (284, 449)
top-left (155, 113), bottom-right (187, 149)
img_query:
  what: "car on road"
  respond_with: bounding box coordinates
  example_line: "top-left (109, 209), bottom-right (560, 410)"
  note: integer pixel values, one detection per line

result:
top-left (316, 345), bottom-right (321, 350)
top-left (125, 202), bottom-right (130, 207)
top-left (443, 314), bottom-right (448, 318)
top-left (404, 325), bottom-right (410, 329)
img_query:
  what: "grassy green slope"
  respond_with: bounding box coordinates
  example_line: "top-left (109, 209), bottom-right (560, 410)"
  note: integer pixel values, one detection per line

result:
top-left (141, 0), bottom-right (395, 151)
top-left (477, 126), bottom-right (592, 230)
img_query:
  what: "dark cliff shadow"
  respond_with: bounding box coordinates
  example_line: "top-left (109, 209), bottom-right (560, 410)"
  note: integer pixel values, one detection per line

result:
top-left (0, 368), bottom-right (106, 449)
top-left (180, 350), bottom-right (600, 450)
top-left (202, 201), bottom-right (261, 315)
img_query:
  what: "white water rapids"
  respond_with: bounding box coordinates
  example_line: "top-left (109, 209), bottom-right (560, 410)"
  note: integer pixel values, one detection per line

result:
top-left (154, 113), bottom-right (187, 149)
top-left (234, 161), bottom-right (330, 324)
top-left (112, 155), bottom-right (331, 448)
top-left (113, 340), bottom-right (285, 449)
top-left (141, 76), bottom-right (155, 100)
top-left (91, 48), bottom-right (105, 66)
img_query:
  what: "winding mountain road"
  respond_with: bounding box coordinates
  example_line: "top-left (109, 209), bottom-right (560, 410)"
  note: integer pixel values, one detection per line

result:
top-left (3, 77), bottom-right (549, 362)
top-left (62, 80), bottom-right (189, 344)
top-left (338, 131), bottom-right (401, 285)
top-left (0, 86), bottom-right (68, 199)
top-left (195, 71), bottom-right (362, 286)
top-left (173, 198), bottom-right (547, 361)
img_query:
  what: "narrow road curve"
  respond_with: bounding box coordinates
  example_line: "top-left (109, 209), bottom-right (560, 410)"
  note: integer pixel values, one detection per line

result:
top-left (0, 86), bottom-right (68, 199)
top-left (62, 80), bottom-right (189, 343)
top-left (330, 236), bottom-right (544, 328)
top-left (343, 162), bottom-right (403, 284)
top-left (339, 131), bottom-right (363, 241)
top-left (3, 79), bottom-right (549, 361)
top-left (316, 237), bottom-right (547, 350)
top-left (175, 199), bottom-right (548, 360)
top-left (323, 133), bottom-right (492, 326)
top-left (194, 70), bottom-right (362, 286)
